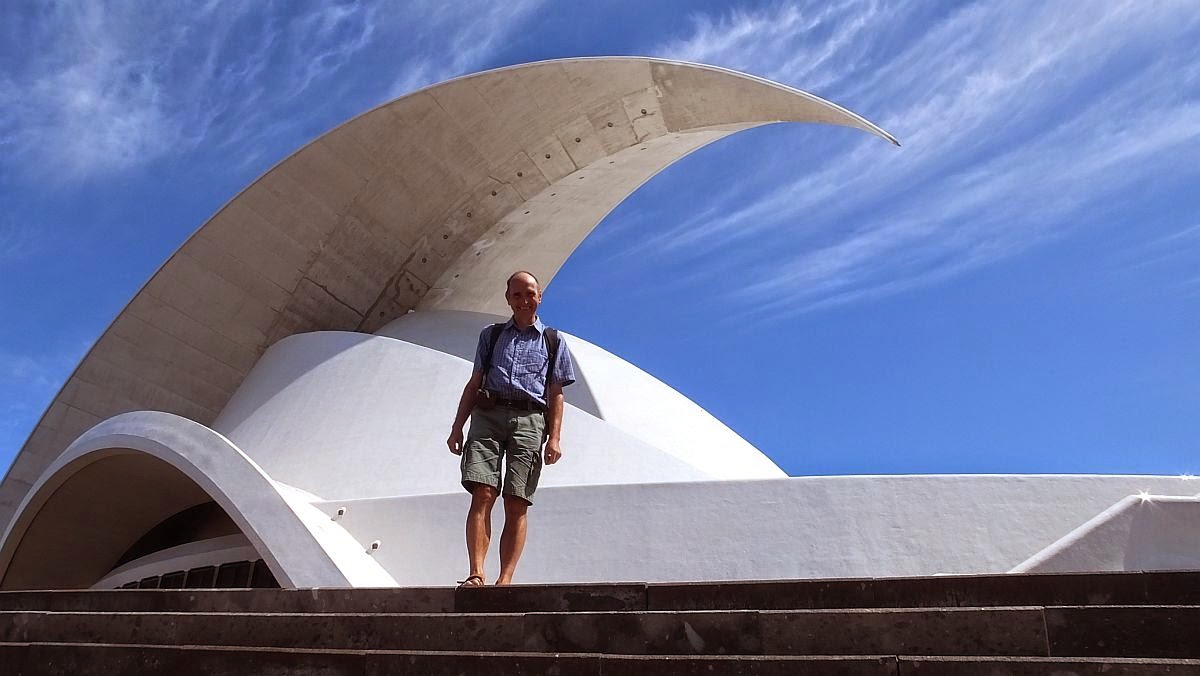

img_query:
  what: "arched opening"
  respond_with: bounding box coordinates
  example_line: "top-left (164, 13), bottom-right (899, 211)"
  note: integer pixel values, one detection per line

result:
top-left (0, 449), bottom-right (261, 590)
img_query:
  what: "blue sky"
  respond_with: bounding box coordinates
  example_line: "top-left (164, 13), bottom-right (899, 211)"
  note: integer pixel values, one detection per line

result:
top-left (1, 0), bottom-right (1197, 478)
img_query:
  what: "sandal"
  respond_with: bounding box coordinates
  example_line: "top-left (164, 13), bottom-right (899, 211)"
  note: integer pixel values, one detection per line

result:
top-left (457, 575), bottom-right (485, 588)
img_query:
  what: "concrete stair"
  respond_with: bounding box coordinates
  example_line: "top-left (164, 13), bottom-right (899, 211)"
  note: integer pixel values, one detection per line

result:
top-left (2, 571), bottom-right (1199, 674)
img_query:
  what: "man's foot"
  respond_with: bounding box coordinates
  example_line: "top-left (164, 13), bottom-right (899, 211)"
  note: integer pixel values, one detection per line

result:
top-left (457, 575), bottom-right (485, 588)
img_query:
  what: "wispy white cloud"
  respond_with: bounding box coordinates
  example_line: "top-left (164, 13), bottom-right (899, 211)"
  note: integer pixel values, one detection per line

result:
top-left (291, 3), bottom-right (379, 95)
top-left (0, 0), bottom-right (535, 181)
top-left (2, 4), bottom-right (172, 176)
top-left (0, 1), bottom-right (378, 178)
top-left (0, 214), bottom-right (37, 262)
top-left (646, 0), bottom-right (1200, 319)
top-left (0, 343), bottom-right (89, 453)
top-left (1113, 219), bottom-right (1200, 283)
top-left (387, 0), bottom-right (548, 97)
top-left (1144, 223), bottom-right (1200, 249)
top-left (0, 350), bottom-right (67, 395)
top-left (658, 0), bottom-right (893, 93)
top-left (1180, 276), bottom-right (1200, 300)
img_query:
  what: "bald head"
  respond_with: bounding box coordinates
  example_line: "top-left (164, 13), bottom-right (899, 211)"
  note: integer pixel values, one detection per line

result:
top-left (506, 270), bottom-right (540, 293)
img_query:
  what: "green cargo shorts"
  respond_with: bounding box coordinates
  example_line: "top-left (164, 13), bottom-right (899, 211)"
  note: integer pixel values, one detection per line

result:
top-left (460, 405), bottom-right (546, 504)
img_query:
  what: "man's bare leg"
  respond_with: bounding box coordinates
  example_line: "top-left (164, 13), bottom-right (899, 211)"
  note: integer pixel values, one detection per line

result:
top-left (496, 495), bottom-right (529, 585)
top-left (465, 483), bottom-right (499, 584)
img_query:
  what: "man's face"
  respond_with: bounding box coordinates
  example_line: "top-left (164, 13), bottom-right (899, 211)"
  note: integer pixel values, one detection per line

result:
top-left (506, 274), bottom-right (541, 318)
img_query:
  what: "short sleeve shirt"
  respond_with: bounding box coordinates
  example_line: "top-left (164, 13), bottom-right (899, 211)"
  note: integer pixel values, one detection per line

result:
top-left (473, 317), bottom-right (576, 406)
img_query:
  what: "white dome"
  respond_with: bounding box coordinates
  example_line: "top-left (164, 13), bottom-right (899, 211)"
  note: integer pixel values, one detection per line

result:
top-left (209, 310), bottom-right (783, 501)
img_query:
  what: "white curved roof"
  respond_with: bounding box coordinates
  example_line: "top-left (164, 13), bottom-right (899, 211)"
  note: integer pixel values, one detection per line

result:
top-left (0, 57), bottom-right (895, 532)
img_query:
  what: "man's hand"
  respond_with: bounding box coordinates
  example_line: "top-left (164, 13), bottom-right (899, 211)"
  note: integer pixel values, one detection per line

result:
top-left (544, 382), bottom-right (565, 465)
top-left (448, 371), bottom-right (483, 456)
top-left (544, 437), bottom-right (563, 465)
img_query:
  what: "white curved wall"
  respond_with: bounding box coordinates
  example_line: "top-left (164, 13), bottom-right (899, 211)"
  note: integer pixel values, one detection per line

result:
top-left (212, 311), bottom-right (783, 502)
top-left (562, 334), bottom-right (784, 480)
top-left (212, 329), bottom-right (717, 502)
top-left (314, 474), bottom-right (1200, 586)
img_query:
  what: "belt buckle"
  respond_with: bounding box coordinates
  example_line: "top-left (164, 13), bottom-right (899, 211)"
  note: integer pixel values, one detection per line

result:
top-left (508, 397), bottom-right (534, 411)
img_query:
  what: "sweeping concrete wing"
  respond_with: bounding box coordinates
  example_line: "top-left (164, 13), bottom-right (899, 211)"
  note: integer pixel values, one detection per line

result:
top-left (0, 57), bottom-right (897, 530)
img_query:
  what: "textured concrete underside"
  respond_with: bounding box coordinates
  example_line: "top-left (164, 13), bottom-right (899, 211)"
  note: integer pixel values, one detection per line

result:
top-left (0, 58), bottom-right (894, 531)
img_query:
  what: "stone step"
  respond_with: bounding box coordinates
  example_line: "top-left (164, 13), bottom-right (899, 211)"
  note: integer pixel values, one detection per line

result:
top-left (641, 570), bottom-right (1200, 613)
top-left (4, 606), bottom-right (1199, 658)
top-left (2, 644), bottom-right (1199, 676)
top-left (899, 656), bottom-right (1200, 675)
top-left (0, 586), bottom-right (456, 614)
top-left (4, 570), bottom-right (1200, 615)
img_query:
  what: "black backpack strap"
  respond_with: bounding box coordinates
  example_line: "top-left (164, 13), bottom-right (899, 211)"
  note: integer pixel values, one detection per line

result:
top-left (543, 327), bottom-right (560, 391)
top-left (480, 323), bottom-right (505, 376)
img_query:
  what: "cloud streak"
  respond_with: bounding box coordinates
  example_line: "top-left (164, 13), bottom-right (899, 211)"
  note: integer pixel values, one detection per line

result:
top-left (0, 0), bottom-right (542, 181)
top-left (0, 213), bottom-right (37, 263)
top-left (646, 0), bottom-right (1200, 320)
top-left (0, 343), bottom-right (89, 452)
top-left (387, 0), bottom-right (548, 97)
top-left (0, 2), bottom-right (378, 178)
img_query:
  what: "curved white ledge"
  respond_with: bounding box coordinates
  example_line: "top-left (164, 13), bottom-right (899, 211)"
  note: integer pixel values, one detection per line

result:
top-left (0, 411), bottom-right (371, 589)
top-left (1010, 494), bottom-right (1200, 573)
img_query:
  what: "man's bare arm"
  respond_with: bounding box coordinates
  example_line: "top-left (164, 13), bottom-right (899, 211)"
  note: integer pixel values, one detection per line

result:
top-left (544, 382), bottom-right (565, 465)
top-left (447, 371), bottom-right (484, 455)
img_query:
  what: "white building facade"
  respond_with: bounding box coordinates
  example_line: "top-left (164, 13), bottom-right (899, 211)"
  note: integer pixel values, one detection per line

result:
top-left (1, 58), bottom-right (1195, 591)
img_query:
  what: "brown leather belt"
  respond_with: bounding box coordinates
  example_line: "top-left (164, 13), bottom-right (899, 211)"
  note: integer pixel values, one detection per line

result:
top-left (493, 396), bottom-right (546, 412)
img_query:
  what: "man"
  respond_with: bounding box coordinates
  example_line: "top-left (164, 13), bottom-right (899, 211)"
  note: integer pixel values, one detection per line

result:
top-left (446, 271), bottom-right (575, 586)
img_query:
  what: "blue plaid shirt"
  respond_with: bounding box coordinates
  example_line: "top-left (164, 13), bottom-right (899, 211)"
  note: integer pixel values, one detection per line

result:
top-left (473, 317), bottom-right (576, 406)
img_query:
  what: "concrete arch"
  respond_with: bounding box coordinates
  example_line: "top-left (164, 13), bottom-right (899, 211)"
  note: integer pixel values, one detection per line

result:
top-left (0, 57), bottom-right (897, 531)
top-left (0, 411), bottom-right (357, 590)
